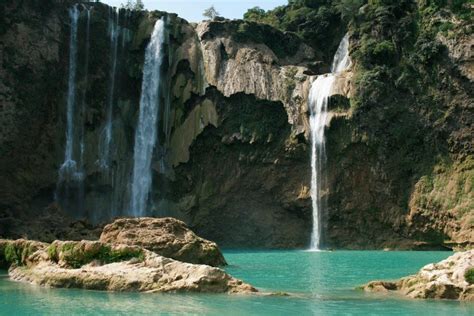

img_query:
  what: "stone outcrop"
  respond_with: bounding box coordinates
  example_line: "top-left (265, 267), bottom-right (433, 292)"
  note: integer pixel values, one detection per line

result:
top-left (99, 217), bottom-right (227, 266)
top-left (1, 239), bottom-right (255, 294)
top-left (196, 20), bottom-right (316, 135)
top-left (363, 250), bottom-right (474, 300)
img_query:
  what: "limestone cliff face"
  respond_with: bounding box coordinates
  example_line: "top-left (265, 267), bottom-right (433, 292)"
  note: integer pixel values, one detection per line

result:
top-left (196, 20), bottom-right (315, 135)
top-left (0, 0), bottom-right (471, 250)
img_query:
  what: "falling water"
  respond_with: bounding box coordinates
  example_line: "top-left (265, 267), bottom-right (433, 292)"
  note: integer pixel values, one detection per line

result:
top-left (98, 8), bottom-right (120, 170)
top-left (130, 18), bottom-right (166, 216)
top-left (78, 8), bottom-right (91, 178)
top-left (58, 5), bottom-right (80, 181)
top-left (309, 33), bottom-right (351, 250)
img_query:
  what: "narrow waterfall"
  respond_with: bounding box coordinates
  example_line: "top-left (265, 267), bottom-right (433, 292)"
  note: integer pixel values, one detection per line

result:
top-left (78, 8), bottom-right (91, 178)
top-left (309, 33), bottom-right (351, 250)
top-left (130, 18), bottom-right (166, 216)
top-left (58, 5), bottom-right (80, 181)
top-left (98, 8), bottom-right (120, 170)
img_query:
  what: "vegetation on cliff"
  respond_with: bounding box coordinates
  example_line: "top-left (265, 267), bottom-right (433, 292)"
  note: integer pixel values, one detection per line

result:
top-left (243, 0), bottom-right (350, 62)
top-left (347, 0), bottom-right (472, 245)
top-left (244, 0), bottom-right (473, 248)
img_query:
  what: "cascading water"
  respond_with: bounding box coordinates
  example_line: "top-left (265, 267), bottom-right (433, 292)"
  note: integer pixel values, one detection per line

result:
top-left (309, 33), bottom-right (351, 250)
top-left (58, 5), bottom-right (80, 182)
top-left (130, 18), bottom-right (166, 217)
top-left (78, 7), bottom-right (91, 179)
top-left (57, 5), bottom-right (91, 218)
top-left (98, 8), bottom-right (121, 170)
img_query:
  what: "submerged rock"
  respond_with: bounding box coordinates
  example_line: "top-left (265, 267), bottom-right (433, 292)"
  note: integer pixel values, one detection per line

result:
top-left (363, 250), bottom-right (474, 301)
top-left (100, 217), bottom-right (227, 267)
top-left (2, 239), bottom-right (256, 294)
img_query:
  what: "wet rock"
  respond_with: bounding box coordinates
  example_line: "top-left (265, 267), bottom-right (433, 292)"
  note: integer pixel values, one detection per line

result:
top-left (100, 217), bottom-right (227, 267)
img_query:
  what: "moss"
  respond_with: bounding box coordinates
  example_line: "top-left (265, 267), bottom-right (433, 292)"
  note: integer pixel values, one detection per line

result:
top-left (47, 244), bottom-right (59, 262)
top-left (464, 268), bottom-right (474, 284)
top-left (4, 243), bottom-right (20, 266)
top-left (52, 242), bottom-right (145, 269)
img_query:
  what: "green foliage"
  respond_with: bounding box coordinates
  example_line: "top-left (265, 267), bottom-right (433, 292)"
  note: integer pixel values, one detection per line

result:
top-left (243, 6), bottom-right (266, 21)
top-left (233, 22), bottom-right (301, 58)
top-left (47, 244), bottom-right (58, 262)
top-left (419, 0), bottom-right (473, 19)
top-left (334, 0), bottom-right (364, 21)
top-left (243, 0), bottom-right (347, 62)
top-left (121, 0), bottom-right (144, 11)
top-left (203, 5), bottom-right (220, 20)
top-left (48, 243), bottom-right (145, 269)
top-left (4, 243), bottom-right (20, 266)
top-left (412, 35), bottom-right (444, 64)
top-left (465, 268), bottom-right (474, 284)
top-left (355, 38), bottom-right (397, 66)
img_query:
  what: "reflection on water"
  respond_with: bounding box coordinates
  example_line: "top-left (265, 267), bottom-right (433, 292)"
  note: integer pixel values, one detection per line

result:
top-left (1, 251), bottom-right (473, 315)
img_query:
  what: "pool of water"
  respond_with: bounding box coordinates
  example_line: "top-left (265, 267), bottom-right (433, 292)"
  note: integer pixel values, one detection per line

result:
top-left (0, 251), bottom-right (472, 315)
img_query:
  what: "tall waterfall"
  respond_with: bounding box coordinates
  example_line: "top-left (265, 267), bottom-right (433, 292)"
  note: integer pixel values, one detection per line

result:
top-left (58, 5), bottom-right (80, 181)
top-left (79, 8), bottom-right (91, 179)
top-left (98, 8), bottom-right (121, 169)
top-left (130, 18), bottom-right (166, 217)
top-left (57, 5), bottom-right (92, 218)
top-left (309, 33), bottom-right (351, 250)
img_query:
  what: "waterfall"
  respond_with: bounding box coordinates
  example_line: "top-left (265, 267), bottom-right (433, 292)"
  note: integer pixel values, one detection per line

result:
top-left (79, 8), bottom-right (91, 178)
top-left (58, 5), bottom-right (80, 182)
top-left (57, 5), bottom-right (92, 218)
top-left (309, 33), bottom-right (351, 250)
top-left (98, 8), bottom-right (121, 170)
top-left (130, 18), bottom-right (166, 217)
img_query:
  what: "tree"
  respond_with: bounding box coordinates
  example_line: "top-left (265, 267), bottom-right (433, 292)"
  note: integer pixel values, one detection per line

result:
top-left (203, 5), bottom-right (220, 20)
top-left (121, 0), bottom-right (144, 11)
top-left (334, 0), bottom-right (364, 21)
top-left (243, 6), bottom-right (266, 21)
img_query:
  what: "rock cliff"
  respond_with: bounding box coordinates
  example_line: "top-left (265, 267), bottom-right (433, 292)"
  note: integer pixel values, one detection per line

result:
top-left (0, 0), bottom-right (472, 250)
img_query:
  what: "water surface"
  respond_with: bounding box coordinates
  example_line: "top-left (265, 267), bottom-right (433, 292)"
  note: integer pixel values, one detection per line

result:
top-left (1, 251), bottom-right (472, 315)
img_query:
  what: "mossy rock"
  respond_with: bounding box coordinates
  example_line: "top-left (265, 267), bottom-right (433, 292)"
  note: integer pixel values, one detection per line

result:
top-left (49, 241), bottom-right (145, 269)
top-left (1, 240), bottom-right (47, 268)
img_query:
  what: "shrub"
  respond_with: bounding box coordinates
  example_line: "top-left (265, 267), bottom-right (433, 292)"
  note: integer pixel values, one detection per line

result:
top-left (465, 268), bottom-right (474, 284)
top-left (4, 243), bottom-right (20, 266)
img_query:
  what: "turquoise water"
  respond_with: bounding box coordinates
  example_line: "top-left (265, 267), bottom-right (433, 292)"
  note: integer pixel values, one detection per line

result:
top-left (1, 251), bottom-right (473, 315)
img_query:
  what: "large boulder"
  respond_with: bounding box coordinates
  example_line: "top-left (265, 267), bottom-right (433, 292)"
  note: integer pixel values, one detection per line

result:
top-left (3, 239), bottom-right (256, 294)
top-left (363, 250), bottom-right (474, 300)
top-left (100, 217), bottom-right (227, 267)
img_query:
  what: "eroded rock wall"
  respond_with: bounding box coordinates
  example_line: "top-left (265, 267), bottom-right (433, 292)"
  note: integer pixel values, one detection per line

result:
top-left (1, 0), bottom-right (471, 250)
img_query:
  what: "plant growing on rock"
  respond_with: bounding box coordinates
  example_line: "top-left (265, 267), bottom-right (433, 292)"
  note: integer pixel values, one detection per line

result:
top-left (465, 268), bottom-right (474, 285)
top-left (203, 5), bottom-right (220, 21)
top-left (48, 242), bottom-right (145, 269)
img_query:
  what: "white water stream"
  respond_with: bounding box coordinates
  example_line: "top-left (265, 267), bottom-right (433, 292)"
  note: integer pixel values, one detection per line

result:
top-left (309, 33), bottom-right (351, 250)
top-left (130, 18), bottom-right (166, 216)
top-left (59, 5), bottom-right (80, 182)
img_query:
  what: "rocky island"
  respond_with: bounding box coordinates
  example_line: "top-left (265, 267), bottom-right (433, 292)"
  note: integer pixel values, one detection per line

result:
top-left (1, 218), bottom-right (255, 293)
